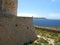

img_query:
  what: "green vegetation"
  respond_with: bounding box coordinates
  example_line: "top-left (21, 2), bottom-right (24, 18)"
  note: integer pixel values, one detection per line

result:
top-left (28, 28), bottom-right (60, 45)
top-left (52, 26), bottom-right (60, 29)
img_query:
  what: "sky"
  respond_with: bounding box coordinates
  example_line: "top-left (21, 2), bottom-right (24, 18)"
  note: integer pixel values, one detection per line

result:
top-left (17, 0), bottom-right (60, 19)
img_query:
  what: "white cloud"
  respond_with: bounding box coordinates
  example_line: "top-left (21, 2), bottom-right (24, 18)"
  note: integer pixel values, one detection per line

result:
top-left (17, 13), bottom-right (60, 19)
top-left (46, 13), bottom-right (60, 19)
top-left (17, 13), bottom-right (39, 17)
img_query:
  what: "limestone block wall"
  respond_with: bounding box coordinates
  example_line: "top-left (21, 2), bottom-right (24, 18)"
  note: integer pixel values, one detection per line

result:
top-left (15, 17), bottom-right (37, 44)
top-left (0, 0), bottom-right (2, 11)
top-left (0, 16), bottom-right (16, 45)
top-left (0, 0), bottom-right (17, 16)
top-left (0, 16), bottom-right (37, 45)
top-left (0, 0), bottom-right (36, 45)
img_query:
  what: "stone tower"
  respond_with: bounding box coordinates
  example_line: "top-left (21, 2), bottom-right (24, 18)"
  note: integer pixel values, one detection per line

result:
top-left (0, 0), bottom-right (37, 45)
top-left (0, 0), bottom-right (17, 16)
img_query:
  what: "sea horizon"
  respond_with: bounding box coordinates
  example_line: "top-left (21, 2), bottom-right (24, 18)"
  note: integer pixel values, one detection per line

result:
top-left (33, 19), bottom-right (60, 26)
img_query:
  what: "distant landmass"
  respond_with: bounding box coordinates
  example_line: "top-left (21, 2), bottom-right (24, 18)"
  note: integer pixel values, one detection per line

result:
top-left (33, 17), bottom-right (47, 20)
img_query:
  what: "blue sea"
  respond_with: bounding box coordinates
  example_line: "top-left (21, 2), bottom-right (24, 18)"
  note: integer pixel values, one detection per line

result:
top-left (33, 19), bottom-right (60, 26)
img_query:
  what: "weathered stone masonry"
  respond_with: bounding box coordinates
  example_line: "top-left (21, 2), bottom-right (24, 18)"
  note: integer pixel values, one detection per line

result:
top-left (0, 0), bottom-right (37, 45)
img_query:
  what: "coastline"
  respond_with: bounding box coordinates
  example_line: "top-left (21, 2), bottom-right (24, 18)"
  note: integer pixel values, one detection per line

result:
top-left (28, 26), bottom-right (60, 45)
top-left (34, 25), bottom-right (60, 33)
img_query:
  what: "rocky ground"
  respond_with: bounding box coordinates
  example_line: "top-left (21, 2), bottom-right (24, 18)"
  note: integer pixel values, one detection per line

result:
top-left (28, 27), bottom-right (60, 45)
